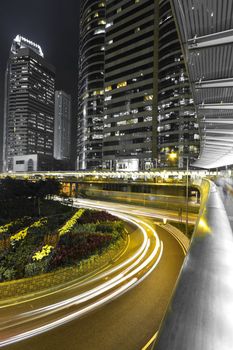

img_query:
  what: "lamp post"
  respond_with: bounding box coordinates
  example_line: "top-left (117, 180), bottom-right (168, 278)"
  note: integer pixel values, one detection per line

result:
top-left (168, 151), bottom-right (189, 236)
top-left (183, 156), bottom-right (189, 237)
top-left (154, 158), bottom-right (158, 183)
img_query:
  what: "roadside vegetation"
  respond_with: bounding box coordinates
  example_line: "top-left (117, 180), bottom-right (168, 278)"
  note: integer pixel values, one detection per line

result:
top-left (0, 178), bottom-right (125, 282)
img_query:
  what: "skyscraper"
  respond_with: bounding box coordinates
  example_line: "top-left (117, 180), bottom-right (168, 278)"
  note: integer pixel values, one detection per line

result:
top-left (54, 91), bottom-right (71, 161)
top-left (77, 0), bottom-right (200, 171)
top-left (157, 0), bottom-right (200, 168)
top-left (102, 0), bottom-right (158, 171)
top-left (77, 0), bottom-right (106, 170)
top-left (3, 35), bottom-right (55, 172)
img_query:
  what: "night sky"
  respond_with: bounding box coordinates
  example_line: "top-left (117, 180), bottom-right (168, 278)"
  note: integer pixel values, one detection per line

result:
top-left (0, 0), bottom-right (80, 164)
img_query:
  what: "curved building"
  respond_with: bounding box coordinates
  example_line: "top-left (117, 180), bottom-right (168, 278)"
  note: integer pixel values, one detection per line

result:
top-left (77, 0), bottom-right (200, 171)
top-left (77, 0), bottom-right (106, 170)
top-left (157, 0), bottom-right (200, 168)
top-left (102, 0), bottom-right (159, 172)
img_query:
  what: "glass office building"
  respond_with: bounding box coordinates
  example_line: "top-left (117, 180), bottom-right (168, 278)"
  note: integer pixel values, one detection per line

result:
top-left (77, 0), bottom-right (106, 170)
top-left (3, 35), bottom-right (55, 172)
top-left (77, 0), bottom-right (200, 171)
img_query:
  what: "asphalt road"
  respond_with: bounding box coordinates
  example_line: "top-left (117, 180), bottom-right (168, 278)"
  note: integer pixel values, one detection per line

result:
top-left (1, 202), bottom-right (186, 350)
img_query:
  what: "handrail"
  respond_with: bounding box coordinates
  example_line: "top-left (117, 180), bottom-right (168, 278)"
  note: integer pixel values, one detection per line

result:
top-left (153, 179), bottom-right (233, 350)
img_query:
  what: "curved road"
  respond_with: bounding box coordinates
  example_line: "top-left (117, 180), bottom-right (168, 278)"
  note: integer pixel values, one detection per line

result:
top-left (0, 199), bottom-right (187, 350)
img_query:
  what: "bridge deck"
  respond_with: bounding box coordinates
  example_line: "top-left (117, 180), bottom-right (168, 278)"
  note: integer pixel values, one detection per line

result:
top-left (154, 180), bottom-right (233, 350)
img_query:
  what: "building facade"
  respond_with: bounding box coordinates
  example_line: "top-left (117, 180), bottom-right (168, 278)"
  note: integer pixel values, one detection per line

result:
top-left (3, 35), bottom-right (55, 172)
top-left (77, 0), bottom-right (200, 171)
top-left (77, 0), bottom-right (106, 170)
top-left (157, 0), bottom-right (200, 168)
top-left (102, 0), bottom-right (158, 171)
top-left (54, 91), bottom-right (71, 161)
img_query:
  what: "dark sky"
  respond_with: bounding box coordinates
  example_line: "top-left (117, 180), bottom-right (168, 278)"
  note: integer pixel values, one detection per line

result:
top-left (0, 0), bottom-right (80, 163)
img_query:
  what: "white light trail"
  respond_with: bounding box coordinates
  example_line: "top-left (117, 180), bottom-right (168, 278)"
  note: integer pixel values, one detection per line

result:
top-left (0, 208), bottom-right (163, 347)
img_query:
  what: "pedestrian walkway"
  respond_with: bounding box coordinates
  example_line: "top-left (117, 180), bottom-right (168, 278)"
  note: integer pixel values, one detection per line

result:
top-left (217, 179), bottom-right (233, 232)
top-left (155, 180), bottom-right (233, 350)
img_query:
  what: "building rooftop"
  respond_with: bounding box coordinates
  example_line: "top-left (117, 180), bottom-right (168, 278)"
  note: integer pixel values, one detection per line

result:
top-left (11, 34), bottom-right (44, 57)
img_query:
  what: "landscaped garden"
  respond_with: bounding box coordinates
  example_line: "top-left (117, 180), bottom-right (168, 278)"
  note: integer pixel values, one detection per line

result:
top-left (0, 177), bottom-right (126, 283)
top-left (0, 207), bottom-right (125, 282)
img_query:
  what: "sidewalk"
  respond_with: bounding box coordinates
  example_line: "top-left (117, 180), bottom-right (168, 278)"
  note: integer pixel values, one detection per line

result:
top-left (217, 182), bottom-right (233, 232)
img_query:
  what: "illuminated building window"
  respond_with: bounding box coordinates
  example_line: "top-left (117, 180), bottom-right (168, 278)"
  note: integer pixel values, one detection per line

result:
top-left (98, 2), bottom-right (105, 7)
top-left (117, 81), bottom-right (127, 89)
top-left (98, 20), bottom-right (106, 25)
top-left (94, 28), bottom-right (105, 35)
top-left (93, 90), bottom-right (104, 96)
top-left (105, 96), bottom-right (112, 101)
top-left (106, 22), bottom-right (113, 28)
top-left (105, 85), bottom-right (112, 92)
top-left (144, 95), bottom-right (153, 101)
top-left (94, 12), bottom-right (99, 18)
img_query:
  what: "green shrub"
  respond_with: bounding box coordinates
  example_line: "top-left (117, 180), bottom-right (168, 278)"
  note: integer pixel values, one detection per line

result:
top-left (0, 266), bottom-right (6, 281)
top-left (72, 223), bottom-right (97, 235)
top-left (3, 268), bottom-right (16, 281)
top-left (25, 259), bottom-right (49, 277)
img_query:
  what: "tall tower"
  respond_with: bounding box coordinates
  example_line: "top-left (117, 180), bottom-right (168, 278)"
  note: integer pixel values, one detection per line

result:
top-left (102, 0), bottom-right (159, 172)
top-left (157, 0), bottom-right (200, 168)
top-left (3, 35), bottom-right (55, 172)
top-left (54, 91), bottom-right (71, 161)
top-left (77, 0), bottom-right (106, 170)
top-left (77, 1), bottom-right (200, 171)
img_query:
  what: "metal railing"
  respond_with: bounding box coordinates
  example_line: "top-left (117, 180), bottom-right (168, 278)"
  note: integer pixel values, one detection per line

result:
top-left (153, 179), bottom-right (233, 350)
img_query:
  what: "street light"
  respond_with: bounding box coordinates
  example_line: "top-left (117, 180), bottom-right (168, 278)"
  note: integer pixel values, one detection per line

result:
top-left (183, 156), bottom-right (189, 237)
top-left (168, 152), bottom-right (189, 236)
top-left (168, 151), bottom-right (177, 161)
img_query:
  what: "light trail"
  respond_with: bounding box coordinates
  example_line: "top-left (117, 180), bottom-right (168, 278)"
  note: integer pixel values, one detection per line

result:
top-left (18, 239), bottom-right (151, 319)
top-left (0, 279), bottom-right (137, 347)
top-left (71, 198), bottom-right (197, 224)
top-left (0, 242), bottom-right (164, 348)
top-left (0, 212), bottom-right (146, 309)
top-left (0, 205), bottom-right (164, 347)
top-left (0, 215), bottom-right (160, 323)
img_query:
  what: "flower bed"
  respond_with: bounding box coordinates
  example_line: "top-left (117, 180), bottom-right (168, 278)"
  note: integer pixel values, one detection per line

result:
top-left (58, 209), bottom-right (84, 236)
top-left (0, 208), bottom-right (126, 282)
top-left (10, 218), bottom-right (48, 243)
top-left (49, 233), bottom-right (113, 270)
top-left (78, 209), bottom-right (117, 224)
top-left (0, 212), bottom-right (75, 281)
top-left (0, 217), bottom-right (33, 237)
top-left (32, 245), bottom-right (54, 261)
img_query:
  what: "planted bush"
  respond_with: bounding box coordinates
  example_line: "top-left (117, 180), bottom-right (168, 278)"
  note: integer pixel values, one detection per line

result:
top-left (49, 233), bottom-right (113, 269)
top-left (0, 217), bottom-right (33, 238)
top-left (78, 210), bottom-right (117, 224)
top-left (0, 208), bottom-right (126, 282)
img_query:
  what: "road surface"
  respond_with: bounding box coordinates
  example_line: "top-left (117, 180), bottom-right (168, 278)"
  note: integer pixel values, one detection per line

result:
top-left (0, 199), bottom-right (187, 350)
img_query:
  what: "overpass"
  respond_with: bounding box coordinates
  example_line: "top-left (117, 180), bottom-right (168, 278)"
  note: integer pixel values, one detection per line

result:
top-left (170, 0), bottom-right (233, 169)
top-left (153, 1), bottom-right (233, 349)
top-left (1, 169), bottom-right (233, 349)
